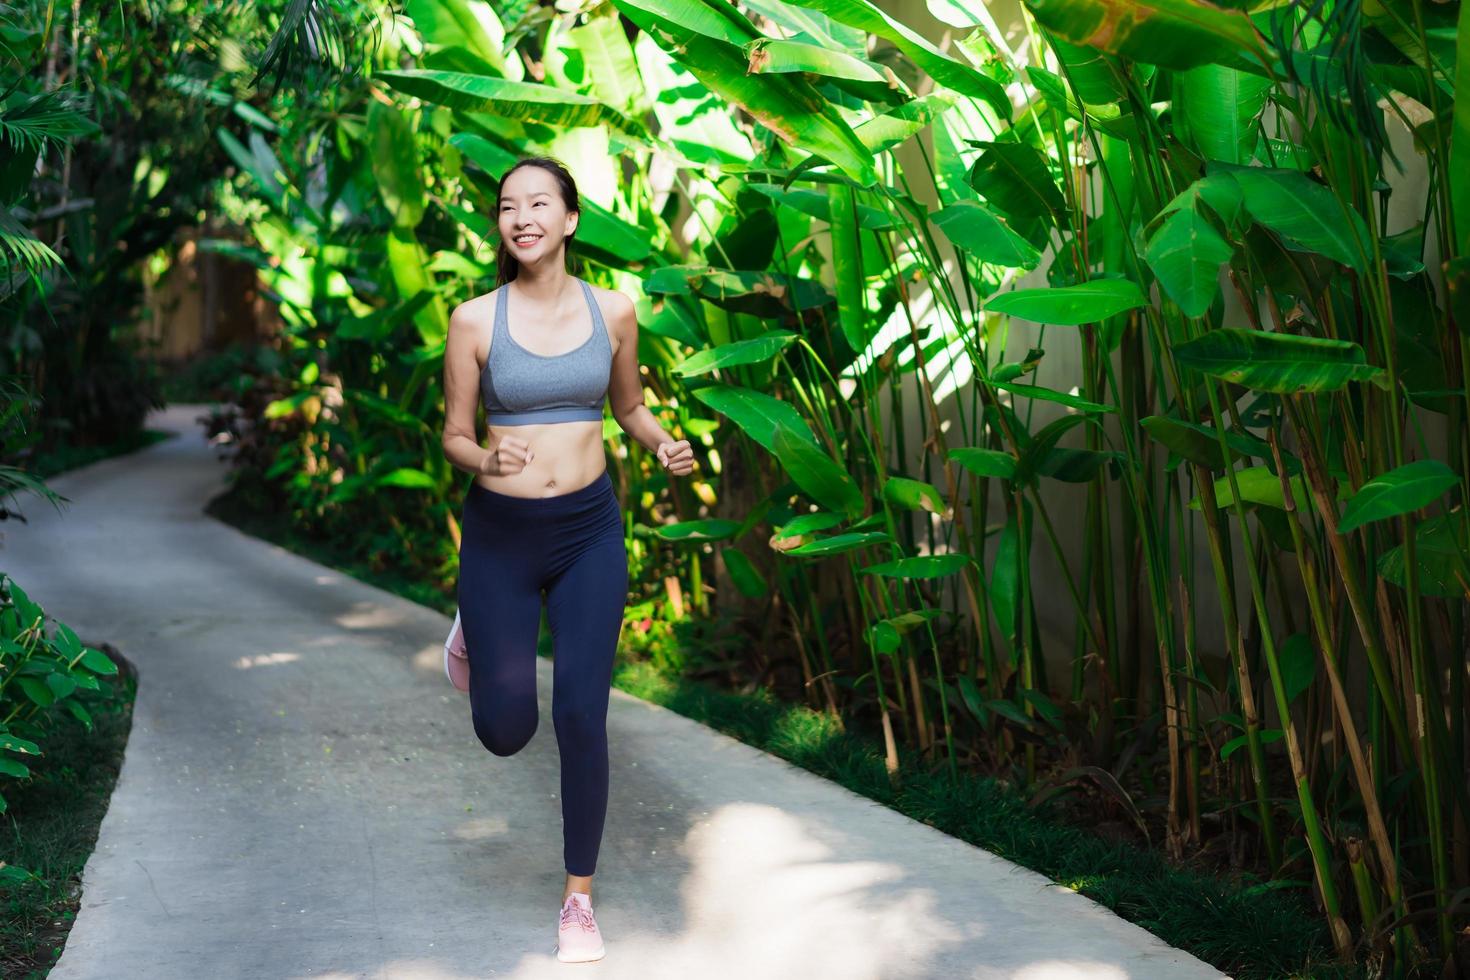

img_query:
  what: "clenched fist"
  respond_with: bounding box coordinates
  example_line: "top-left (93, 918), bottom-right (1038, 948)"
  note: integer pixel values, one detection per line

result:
top-left (481, 433), bottom-right (534, 476)
top-left (656, 439), bottom-right (694, 476)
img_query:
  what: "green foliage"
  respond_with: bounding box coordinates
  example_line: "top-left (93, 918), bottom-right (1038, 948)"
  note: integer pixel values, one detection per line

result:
top-left (142, 0), bottom-right (1470, 970)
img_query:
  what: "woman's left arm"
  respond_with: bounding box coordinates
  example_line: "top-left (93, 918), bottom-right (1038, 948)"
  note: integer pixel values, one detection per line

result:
top-left (605, 289), bottom-right (694, 475)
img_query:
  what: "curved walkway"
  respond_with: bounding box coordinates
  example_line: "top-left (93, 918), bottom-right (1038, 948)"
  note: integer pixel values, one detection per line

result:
top-left (9, 404), bottom-right (1227, 979)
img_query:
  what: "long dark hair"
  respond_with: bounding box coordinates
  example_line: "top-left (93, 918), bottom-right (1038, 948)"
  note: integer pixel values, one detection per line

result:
top-left (493, 156), bottom-right (582, 288)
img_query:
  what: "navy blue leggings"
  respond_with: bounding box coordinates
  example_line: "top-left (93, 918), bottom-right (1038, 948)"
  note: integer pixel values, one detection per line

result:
top-left (457, 469), bottom-right (628, 877)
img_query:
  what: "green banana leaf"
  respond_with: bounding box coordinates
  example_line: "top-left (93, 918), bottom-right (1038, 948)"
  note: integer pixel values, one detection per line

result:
top-left (859, 554), bottom-right (974, 578)
top-left (1376, 512), bottom-right (1470, 598)
top-left (1024, 0), bottom-right (1267, 72)
top-left (368, 101), bottom-right (425, 229)
top-left (772, 422), bottom-right (865, 519)
top-left (986, 278), bottom-right (1147, 324)
top-left (1173, 328), bottom-right (1384, 393)
top-left (674, 332), bottom-right (798, 377)
top-left (379, 70), bottom-right (649, 142)
top-left (1338, 460), bottom-right (1461, 534)
top-left (612, 0), bottom-right (878, 186)
top-left (690, 384), bottom-right (820, 452)
top-left (948, 446), bottom-right (1019, 480)
top-left (791, 0), bottom-right (1011, 117)
top-left (1175, 64), bottom-right (1271, 164)
top-left (931, 200), bottom-right (1042, 270)
top-left (655, 518), bottom-right (745, 540)
top-left (1144, 204), bottom-right (1232, 317)
top-left (1227, 166), bottom-right (1371, 272)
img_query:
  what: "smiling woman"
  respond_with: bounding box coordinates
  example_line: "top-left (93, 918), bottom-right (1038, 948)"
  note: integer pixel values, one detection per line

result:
top-left (437, 156), bottom-right (695, 965)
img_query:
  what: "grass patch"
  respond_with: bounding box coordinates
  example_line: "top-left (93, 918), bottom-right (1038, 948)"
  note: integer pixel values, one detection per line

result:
top-left (0, 663), bottom-right (137, 980)
top-left (205, 478), bottom-right (1358, 980)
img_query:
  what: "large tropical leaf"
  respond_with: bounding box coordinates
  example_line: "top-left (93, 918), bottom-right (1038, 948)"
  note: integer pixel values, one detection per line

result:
top-left (859, 554), bottom-right (974, 578)
top-left (784, 530), bottom-right (891, 557)
top-left (1175, 65), bottom-right (1272, 164)
top-left (403, 0), bottom-right (514, 76)
top-left (690, 384), bottom-right (820, 452)
top-left (384, 227), bottom-right (449, 346)
top-left (1140, 415), bottom-right (1268, 470)
top-left (1190, 465), bottom-right (1312, 511)
top-left (721, 547), bottom-right (769, 598)
top-left (828, 182), bottom-right (868, 353)
top-left (881, 476), bottom-right (947, 515)
top-left (1338, 460), bottom-right (1461, 534)
top-left (967, 140), bottom-right (1069, 242)
top-left (368, 101), bottom-right (425, 229)
top-left (772, 423), bottom-right (866, 519)
top-left (992, 380), bottom-right (1116, 414)
top-left (853, 94), bottom-right (957, 154)
top-left (572, 13), bottom-right (649, 117)
top-left (986, 279), bottom-right (1147, 324)
top-left (378, 70), bottom-right (649, 141)
top-left (990, 507), bottom-right (1021, 647)
top-left (655, 519), bottom-right (745, 541)
top-left (1026, 66), bottom-right (1122, 126)
top-left (611, 0), bottom-right (878, 185)
top-left (1024, 0), bottom-right (1267, 72)
top-left (1173, 328), bottom-right (1384, 393)
top-left (674, 332), bottom-right (798, 377)
top-left (1144, 204), bottom-right (1232, 317)
top-left (746, 37), bottom-right (909, 106)
top-left (1377, 512), bottom-right (1470, 598)
top-left (948, 446), bottom-right (1019, 480)
top-left (1227, 166), bottom-right (1371, 272)
top-left (931, 200), bottom-right (1042, 269)
top-left (788, 0), bottom-right (1011, 117)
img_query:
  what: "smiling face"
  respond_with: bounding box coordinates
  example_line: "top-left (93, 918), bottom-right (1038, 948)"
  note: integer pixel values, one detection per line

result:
top-left (498, 165), bottom-right (578, 269)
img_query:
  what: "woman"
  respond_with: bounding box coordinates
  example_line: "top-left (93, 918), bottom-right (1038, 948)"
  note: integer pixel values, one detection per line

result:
top-left (439, 156), bottom-right (694, 964)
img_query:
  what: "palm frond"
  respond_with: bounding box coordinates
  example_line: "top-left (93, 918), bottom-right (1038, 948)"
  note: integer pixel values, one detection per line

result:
top-left (250, 0), bottom-right (389, 97)
top-left (0, 90), bottom-right (98, 155)
top-left (0, 208), bottom-right (63, 283)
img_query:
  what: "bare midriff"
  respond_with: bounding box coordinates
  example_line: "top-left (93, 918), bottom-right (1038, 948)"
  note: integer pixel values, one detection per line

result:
top-left (465, 281), bottom-right (619, 500)
top-left (474, 418), bottom-right (607, 498)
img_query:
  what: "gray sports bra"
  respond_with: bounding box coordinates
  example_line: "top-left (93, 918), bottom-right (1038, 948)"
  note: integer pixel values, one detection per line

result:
top-left (480, 276), bottom-right (613, 426)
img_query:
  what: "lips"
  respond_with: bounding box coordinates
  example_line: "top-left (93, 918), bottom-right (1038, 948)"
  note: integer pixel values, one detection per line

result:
top-left (512, 234), bottom-right (542, 248)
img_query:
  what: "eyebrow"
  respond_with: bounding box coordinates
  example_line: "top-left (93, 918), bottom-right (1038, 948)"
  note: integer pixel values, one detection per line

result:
top-left (501, 192), bottom-right (552, 202)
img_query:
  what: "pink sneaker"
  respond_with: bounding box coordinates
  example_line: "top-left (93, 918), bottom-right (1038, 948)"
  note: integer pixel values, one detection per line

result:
top-left (555, 892), bottom-right (605, 963)
top-left (443, 610), bottom-right (470, 693)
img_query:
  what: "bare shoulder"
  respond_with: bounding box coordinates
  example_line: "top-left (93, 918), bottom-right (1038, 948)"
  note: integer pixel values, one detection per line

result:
top-left (449, 289), bottom-right (500, 362)
top-left (449, 289), bottom-right (497, 332)
top-left (588, 283), bottom-right (637, 342)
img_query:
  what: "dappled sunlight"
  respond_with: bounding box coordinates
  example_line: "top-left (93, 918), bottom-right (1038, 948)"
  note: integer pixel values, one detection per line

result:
top-left (449, 816), bottom-right (511, 841)
top-left (631, 801), bottom-right (969, 975)
top-left (336, 605), bottom-right (407, 630)
top-left (413, 642), bottom-right (445, 675)
top-left (232, 651), bottom-right (302, 669)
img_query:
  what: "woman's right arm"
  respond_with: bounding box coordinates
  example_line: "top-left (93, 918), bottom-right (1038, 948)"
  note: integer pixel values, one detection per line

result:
top-left (442, 303), bottom-right (494, 476)
top-left (443, 301), bottom-right (533, 477)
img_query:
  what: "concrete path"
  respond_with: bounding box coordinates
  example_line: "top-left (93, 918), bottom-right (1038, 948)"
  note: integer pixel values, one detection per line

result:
top-left (8, 404), bottom-right (1228, 979)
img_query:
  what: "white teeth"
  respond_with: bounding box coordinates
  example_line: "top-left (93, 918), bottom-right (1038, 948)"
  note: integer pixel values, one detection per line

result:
top-left (514, 234), bottom-right (541, 243)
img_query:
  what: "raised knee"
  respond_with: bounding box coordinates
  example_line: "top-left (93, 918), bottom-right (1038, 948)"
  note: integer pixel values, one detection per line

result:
top-left (473, 711), bottom-right (535, 756)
